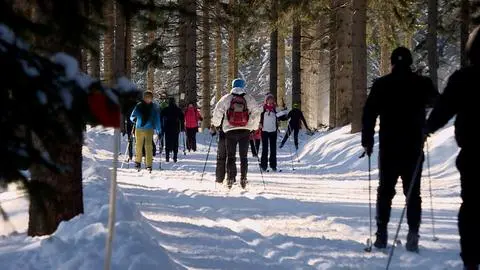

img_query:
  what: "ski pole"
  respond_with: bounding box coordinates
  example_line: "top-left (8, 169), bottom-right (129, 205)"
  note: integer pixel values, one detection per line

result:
top-left (200, 135), bottom-right (214, 182)
top-left (426, 140), bottom-right (438, 241)
top-left (386, 150), bottom-right (425, 270)
top-left (362, 152), bottom-right (373, 252)
top-left (256, 154), bottom-right (266, 190)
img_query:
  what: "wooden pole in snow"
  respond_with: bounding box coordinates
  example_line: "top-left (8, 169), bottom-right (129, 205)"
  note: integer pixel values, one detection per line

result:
top-left (104, 128), bottom-right (120, 270)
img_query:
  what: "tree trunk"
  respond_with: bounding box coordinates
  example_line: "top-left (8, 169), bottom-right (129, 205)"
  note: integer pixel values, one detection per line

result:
top-left (90, 37), bottom-right (101, 78)
top-left (125, 14), bottom-right (133, 79)
top-left (351, 0), bottom-right (367, 133)
top-left (114, 2), bottom-right (126, 80)
top-left (103, 0), bottom-right (115, 86)
top-left (29, 130), bottom-right (83, 236)
top-left (277, 34), bottom-right (286, 109)
top-left (461, 0), bottom-right (470, 68)
top-left (28, 1), bottom-right (86, 237)
top-left (292, 19), bottom-right (302, 109)
top-left (379, 24), bottom-right (390, 75)
top-left (329, 4), bottom-right (337, 128)
top-left (228, 0), bottom-right (238, 85)
top-left (81, 49), bottom-right (88, 73)
top-left (269, 0), bottom-right (278, 99)
top-left (334, 0), bottom-right (353, 127)
top-left (215, 12), bottom-right (223, 103)
top-left (178, 1), bottom-right (187, 104)
top-left (147, 30), bottom-right (155, 93)
top-left (201, 0), bottom-right (211, 128)
top-left (185, 0), bottom-right (197, 104)
top-left (427, 0), bottom-right (438, 88)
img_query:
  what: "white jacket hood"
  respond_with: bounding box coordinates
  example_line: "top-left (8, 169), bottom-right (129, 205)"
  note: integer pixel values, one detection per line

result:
top-left (230, 87), bottom-right (246, 95)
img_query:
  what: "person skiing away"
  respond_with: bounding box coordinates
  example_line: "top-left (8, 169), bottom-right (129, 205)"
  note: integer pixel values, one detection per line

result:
top-left (130, 90), bottom-right (162, 172)
top-left (211, 78), bottom-right (262, 189)
top-left (259, 93), bottom-right (280, 172)
top-left (279, 103), bottom-right (311, 150)
top-left (184, 101), bottom-right (203, 152)
top-left (158, 93), bottom-right (169, 153)
top-left (425, 26), bottom-right (480, 270)
top-left (162, 97), bottom-right (184, 162)
top-left (361, 47), bottom-right (438, 252)
top-left (249, 128), bottom-right (261, 157)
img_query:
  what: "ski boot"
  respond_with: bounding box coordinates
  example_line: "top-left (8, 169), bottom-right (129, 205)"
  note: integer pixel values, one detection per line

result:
top-left (406, 231), bottom-right (419, 252)
top-left (135, 162), bottom-right (141, 172)
top-left (373, 230), bottom-right (387, 249)
top-left (279, 142), bottom-right (285, 149)
top-left (227, 179), bottom-right (234, 189)
top-left (240, 178), bottom-right (247, 189)
top-left (146, 166), bottom-right (152, 173)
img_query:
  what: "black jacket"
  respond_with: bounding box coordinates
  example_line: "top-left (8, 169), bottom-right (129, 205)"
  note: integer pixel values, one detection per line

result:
top-left (288, 108), bottom-right (309, 130)
top-left (162, 104), bottom-right (184, 134)
top-left (362, 68), bottom-right (438, 152)
top-left (427, 66), bottom-right (480, 148)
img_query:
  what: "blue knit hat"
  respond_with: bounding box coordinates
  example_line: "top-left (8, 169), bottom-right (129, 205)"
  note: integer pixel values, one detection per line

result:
top-left (232, 78), bottom-right (245, 89)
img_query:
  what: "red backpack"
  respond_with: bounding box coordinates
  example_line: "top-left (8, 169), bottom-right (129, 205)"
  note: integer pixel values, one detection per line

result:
top-left (226, 94), bottom-right (249, 127)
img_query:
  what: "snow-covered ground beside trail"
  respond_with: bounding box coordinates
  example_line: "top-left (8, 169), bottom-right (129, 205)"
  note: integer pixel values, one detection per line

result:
top-left (0, 122), bottom-right (463, 269)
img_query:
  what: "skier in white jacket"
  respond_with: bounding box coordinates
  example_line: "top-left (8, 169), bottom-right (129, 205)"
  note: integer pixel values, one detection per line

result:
top-left (211, 78), bottom-right (262, 189)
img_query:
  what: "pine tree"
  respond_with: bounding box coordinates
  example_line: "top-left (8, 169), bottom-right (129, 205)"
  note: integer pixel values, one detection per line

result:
top-left (270, 0), bottom-right (278, 99)
top-left (428, 0), bottom-right (439, 88)
top-left (351, 0), bottom-right (367, 133)
top-left (201, 0), bottom-right (212, 128)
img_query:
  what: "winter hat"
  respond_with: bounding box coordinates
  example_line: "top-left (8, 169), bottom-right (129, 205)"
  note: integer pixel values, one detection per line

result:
top-left (466, 25), bottom-right (480, 65)
top-left (292, 103), bottom-right (300, 109)
top-left (232, 78), bottom-right (245, 89)
top-left (391, 47), bottom-right (413, 67)
top-left (143, 90), bottom-right (153, 98)
top-left (264, 93), bottom-right (275, 103)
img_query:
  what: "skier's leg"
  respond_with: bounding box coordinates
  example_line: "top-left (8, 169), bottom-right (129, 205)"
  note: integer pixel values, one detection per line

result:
top-left (250, 139), bottom-right (257, 157)
top-left (192, 129), bottom-right (197, 151)
top-left (255, 139), bottom-right (261, 154)
top-left (260, 131), bottom-right (269, 170)
top-left (239, 131), bottom-right (249, 180)
top-left (225, 132), bottom-right (237, 181)
top-left (294, 128), bottom-right (300, 149)
top-left (135, 129), bottom-right (146, 165)
top-left (400, 152), bottom-right (423, 235)
top-left (216, 131), bottom-right (227, 183)
top-left (269, 132), bottom-right (277, 170)
top-left (144, 130), bottom-right (154, 168)
top-left (456, 149), bottom-right (480, 267)
top-left (173, 132), bottom-right (179, 161)
top-left (375, 151), bottom-right (399, 247)
top-left (280, 127), bottom-right (291, 147)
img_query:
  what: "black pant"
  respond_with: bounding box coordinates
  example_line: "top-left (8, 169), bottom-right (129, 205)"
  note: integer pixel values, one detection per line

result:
top-left (456, 149), bottom-right (480, 266)
top-left (216, 131), bottom-right (227, 182)
top-left (225, 130), bottom-right (250, 181)
top-left (261, 131), bottom-right (277, 170)
top-left (281, 126), bottom-right (300, 148)
top-left (250, 139), bottom-right (261, 157)
top-left (165, 131), bottom-right (179, 161)
top-left (186, 128), bottom-right (198, 151)
top-left (376, 149), bottom-right (423, 234)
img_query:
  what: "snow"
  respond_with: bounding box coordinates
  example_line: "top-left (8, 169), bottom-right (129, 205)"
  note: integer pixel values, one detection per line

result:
top-left (74, 73), bottom-right (95, 90)
top-left (0, 24), bottom-right (15, 45)
top-left (0, 122), bottom-right (464, 269)
top-left (51, 53), bottom-right (79, 80)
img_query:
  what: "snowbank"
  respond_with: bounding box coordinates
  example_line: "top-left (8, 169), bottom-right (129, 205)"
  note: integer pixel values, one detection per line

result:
top-left (0, 127), bottom-right (184, 270)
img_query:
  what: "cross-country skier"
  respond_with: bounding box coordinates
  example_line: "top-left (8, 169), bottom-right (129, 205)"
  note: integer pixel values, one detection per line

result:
top-left (425, 26), bottom-right (480, 270)
top-left (361, 47), bottom-right (438, 252)
top-left (184, 101), bottom-right (203, 152)
top-left (121, 91), bottom-right (140, 161)
top-left (130, 91), bottom-right (162, 172)
top-left (249, 128), bottom-right (261, 157)
top-left (279, 103), bottom-right (311, 150)
top-left (162, 97), bottom-right (184, 163)
top-left (211, 78), bottom-right (262, 189)
top-left (259, 93), bottom-right (281, 172)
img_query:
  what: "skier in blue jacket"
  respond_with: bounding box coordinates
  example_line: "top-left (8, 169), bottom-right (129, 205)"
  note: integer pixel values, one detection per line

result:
top-left (130, 91), bottom-right (161, 172)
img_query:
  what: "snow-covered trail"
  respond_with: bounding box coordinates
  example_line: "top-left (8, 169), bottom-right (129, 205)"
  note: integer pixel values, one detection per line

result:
top-left (115, 127), bottom-right (463, 270)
